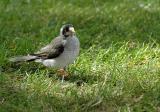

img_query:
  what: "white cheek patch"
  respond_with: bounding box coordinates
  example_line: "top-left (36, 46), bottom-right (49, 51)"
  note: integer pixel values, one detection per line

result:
top-left (60, 27), bottom-right (63, 33)
top-left (60, 27), bottom-right (64, 35)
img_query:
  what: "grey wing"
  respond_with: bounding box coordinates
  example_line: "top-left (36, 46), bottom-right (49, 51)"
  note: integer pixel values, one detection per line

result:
top-left (33, 36), bottom-right (66, 59)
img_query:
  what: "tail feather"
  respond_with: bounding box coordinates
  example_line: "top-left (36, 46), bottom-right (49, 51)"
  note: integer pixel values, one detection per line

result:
top-left (9, 55), bottom-right (38, 62)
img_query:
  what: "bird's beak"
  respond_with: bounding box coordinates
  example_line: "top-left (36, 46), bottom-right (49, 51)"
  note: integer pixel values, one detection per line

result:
top-left (69, 27), bottom-right (75, 33)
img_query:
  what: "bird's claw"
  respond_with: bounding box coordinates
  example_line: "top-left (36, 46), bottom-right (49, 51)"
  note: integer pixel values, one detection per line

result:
top-left (57, 69), bottom-right (69, 82)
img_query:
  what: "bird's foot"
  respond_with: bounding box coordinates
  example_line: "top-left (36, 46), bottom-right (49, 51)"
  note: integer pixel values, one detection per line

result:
top-left (57, 69), bottom-right (69, 82)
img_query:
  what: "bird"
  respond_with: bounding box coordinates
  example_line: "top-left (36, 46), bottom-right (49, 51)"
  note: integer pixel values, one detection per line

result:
top-left (9, 24), bottom-right (80, 81)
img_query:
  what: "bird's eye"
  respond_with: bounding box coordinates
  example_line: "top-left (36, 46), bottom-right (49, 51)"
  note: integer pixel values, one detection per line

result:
top-left (66, 27), bottom-right (69, 32)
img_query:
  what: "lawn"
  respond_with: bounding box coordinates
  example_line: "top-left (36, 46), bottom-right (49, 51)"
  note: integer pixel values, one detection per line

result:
top-left (0, 0), bottom-right (160, 112)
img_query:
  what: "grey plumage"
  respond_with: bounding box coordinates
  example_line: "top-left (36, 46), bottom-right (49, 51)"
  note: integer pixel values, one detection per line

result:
top-left (9, 24), bottom-right (80, 69)
top-left (9, 55), bottom-right (38, 62)
top-left (33, 36), bottom-right (66, 59)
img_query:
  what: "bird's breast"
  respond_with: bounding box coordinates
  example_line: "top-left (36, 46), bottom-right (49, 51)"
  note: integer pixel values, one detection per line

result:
top-left (62, 36), bottom-right (80, 63)
top-left (42, 36), bottom-right (80, 68)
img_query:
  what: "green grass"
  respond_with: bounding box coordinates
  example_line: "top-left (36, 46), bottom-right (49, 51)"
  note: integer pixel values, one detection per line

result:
top-left (0, 0), bottom-right (160, 112)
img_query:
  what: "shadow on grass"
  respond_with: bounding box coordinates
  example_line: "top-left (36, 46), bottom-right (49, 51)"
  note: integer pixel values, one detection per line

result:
top-left (1, 62), bottom-right (102, 87)
top-left (67, 73), bottom-right (101, 85)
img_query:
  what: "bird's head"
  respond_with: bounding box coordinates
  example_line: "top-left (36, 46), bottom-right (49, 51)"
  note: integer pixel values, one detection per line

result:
top-left (60, 24), bottom-right (76, 37)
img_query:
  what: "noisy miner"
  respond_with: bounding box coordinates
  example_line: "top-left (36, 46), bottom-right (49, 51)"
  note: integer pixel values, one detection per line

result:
top-left (9, 24), bottom-right (80, 81)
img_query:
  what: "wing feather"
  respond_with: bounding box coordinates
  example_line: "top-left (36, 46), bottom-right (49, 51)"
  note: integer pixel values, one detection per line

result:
top-left (32, 36), bottom-right (65, 59)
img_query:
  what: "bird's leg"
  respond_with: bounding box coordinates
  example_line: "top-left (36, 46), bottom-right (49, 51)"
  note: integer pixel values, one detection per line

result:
top-left (57, 67), bottom-right (68, 82)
